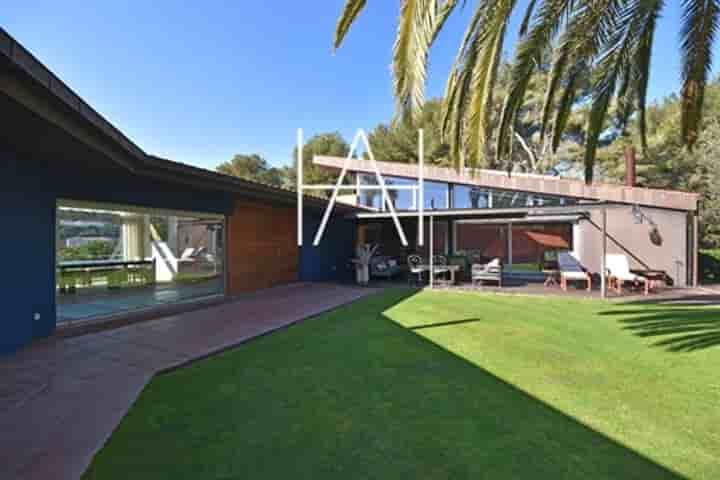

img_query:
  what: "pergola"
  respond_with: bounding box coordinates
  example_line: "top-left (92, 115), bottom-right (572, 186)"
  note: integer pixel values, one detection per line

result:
top-left (351, 202), bottom-right (622, 298)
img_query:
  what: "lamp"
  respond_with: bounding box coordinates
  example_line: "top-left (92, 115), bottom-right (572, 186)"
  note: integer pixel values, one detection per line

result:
top-left (632, 205), bottom-right (663, 246)
top-left (632, 204), bottom-right (643, 224)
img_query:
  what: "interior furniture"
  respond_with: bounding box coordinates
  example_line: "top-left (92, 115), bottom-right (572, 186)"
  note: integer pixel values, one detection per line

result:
top-left (57, 259), bottom-right (156, 293)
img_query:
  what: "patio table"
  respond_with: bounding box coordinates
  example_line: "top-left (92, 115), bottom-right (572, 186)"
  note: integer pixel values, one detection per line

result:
top-left (419, 265), bottom-right (461, 286)
top-left (630, 269), bottom-right (667, 295)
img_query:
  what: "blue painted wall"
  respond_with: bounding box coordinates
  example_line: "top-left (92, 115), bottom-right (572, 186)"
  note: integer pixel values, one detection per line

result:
top-left (0, 150), bottom-right (56, 352)
top-left (0, 144), bottom-right (232, 354)
top-left (300, 212), bottom-right (356, 283)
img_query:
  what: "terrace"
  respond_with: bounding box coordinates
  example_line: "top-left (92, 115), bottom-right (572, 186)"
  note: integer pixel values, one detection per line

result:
top-left (5, 286), bottom-right (718, 479)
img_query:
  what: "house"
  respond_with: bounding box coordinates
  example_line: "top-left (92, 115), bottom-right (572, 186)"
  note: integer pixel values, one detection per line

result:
top-left (0, 28), bottom-right (355, 354)
top-left (313, 155), bottom-right (699, 288)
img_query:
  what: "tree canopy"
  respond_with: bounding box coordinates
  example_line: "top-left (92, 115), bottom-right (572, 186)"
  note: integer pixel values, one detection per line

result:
top-left (334, 0), bottom-right (720, 183)
top-left (217, 154), bottom-right (287, 187)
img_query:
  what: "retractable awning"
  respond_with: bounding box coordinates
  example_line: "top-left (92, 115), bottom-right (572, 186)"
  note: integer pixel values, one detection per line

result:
top-left (524, 231), bottom-right (571, 249)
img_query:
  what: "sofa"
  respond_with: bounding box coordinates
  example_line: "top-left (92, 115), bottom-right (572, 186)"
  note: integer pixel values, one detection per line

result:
top-left (370, 256), bottom-right (405, 279)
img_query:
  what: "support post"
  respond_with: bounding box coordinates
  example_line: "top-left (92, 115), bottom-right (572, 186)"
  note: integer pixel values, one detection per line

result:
top-left (418, 129), bottom-right (424, 246)
top-left (297, 129), bottom-right (303, 246)
top-left (507, 223), bottom-right (513, 272)
top-left (429, 214), bottom-right (434, 289)
top-left (693, 213), bottom-right (699, 287)
top-left (601, 207), bottom-right (607, 299)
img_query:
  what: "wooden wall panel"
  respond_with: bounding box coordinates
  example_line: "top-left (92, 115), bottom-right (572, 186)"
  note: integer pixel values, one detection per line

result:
top-left (226, 199), bottom-right (298, 294)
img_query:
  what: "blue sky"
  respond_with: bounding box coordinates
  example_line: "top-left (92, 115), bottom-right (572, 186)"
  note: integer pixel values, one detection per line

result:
top-left (4, 1), bottom-right (716, 170)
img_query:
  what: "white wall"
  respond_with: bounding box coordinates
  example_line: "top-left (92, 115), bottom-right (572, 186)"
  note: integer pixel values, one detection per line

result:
top-left (574, 206), bottom-right (690, 287)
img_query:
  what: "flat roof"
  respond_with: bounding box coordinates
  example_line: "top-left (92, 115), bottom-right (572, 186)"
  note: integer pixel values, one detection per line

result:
top-left (314, 156), bottom-right (699, 212)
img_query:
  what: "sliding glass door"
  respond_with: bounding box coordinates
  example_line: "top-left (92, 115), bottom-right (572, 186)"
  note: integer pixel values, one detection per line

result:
top-left (56, 200), bottom-right (225, 324)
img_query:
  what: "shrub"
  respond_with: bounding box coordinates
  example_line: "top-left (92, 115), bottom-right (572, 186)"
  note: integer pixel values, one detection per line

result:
top-left (699, 249), bottom-right (720, 284)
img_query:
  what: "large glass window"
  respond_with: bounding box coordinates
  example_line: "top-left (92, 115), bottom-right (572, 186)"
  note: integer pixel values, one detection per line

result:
top-left (423, 181), bottom-right (449, 210)
top-left (451, 184), bottom-right (578, 209)
top-left (358, 174), bottom-right (422, 211)
top-left (385, 177), bottom-right (417, 210)
top-left (455, 223), bottom-right (508, 264)
top-left (358, 174), bottom-right (382, 210)
top-left (56, 201), bottom-right (225, 324)
top-left (453, 186), bottom-right (490, 209)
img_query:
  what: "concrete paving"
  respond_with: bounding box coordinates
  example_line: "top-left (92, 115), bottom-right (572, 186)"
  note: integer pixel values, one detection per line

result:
top-left (0, 282), bottom-right (375, 480)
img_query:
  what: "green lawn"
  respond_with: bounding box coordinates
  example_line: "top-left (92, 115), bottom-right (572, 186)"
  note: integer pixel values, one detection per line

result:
top-left (84, 289), bottom-right (720, 479)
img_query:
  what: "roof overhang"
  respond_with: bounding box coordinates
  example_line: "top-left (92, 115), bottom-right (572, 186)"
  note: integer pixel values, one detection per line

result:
top-left (0, 28), bottom-right (357, 215)
top-left (314, 155), bottom-right (699, 212)
top-left (350, 202), bottom-right (624, 221)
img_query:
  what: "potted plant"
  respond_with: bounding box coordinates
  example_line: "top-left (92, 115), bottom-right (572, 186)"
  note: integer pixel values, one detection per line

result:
top-left (351, 244), bottom-right (378, 286)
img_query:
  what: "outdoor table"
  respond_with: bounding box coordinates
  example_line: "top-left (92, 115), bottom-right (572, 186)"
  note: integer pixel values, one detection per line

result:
top-left (631, 269), bottom-right (667, 295)
top-left (419, 265), bottom-right (461, 286)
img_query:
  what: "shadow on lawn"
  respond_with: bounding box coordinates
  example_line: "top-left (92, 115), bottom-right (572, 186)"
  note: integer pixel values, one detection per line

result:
top-left (408, 317), bottom-right (484, 330)
top-left (600, 307), bottom-right (720, 352)
top-left (84, 287), bottom-right (684, 479)
top-left (374, 290), bottom-right (682, 479)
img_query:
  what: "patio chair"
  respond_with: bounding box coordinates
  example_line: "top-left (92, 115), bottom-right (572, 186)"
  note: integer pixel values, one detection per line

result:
top-left (471, 258), bottom-right (503, 287)
top-left (605, 253), bottom-right (648, 295)
top-left (557, 251), bottom-right (592, 292)
top-left (432, 255), bottom-right (451, 284)
top-left (407, 254), bottom-right (425, 286)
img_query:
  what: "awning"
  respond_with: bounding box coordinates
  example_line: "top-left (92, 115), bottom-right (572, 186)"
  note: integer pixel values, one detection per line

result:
top-left (524, 231), bottom-right (570, 249)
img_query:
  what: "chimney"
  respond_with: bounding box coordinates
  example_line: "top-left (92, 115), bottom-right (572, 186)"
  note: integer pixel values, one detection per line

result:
top-left (624, 145), bottom-right (636, 187)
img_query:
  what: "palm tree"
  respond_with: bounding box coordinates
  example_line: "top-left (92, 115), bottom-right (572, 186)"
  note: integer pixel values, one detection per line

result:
top-left (333, 0), bottom-right (719, 183)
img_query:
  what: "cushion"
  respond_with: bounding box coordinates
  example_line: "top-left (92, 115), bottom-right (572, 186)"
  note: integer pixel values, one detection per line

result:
top-left (375, 262), bottom-right (387, 272)
top-left (387, 259), bottom-right (398, 268)
top-left (562, 271), bottom-right (588, 280)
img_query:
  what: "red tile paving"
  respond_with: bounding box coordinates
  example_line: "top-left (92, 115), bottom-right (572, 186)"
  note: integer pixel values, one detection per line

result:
top-left (0, 282), bottom-right (375, 480)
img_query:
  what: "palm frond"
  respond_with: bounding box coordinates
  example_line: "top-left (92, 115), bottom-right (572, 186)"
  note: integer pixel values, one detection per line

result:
top-left (583, 0), bottom-right (662, 183)
top-left (538, 0), bottom-right (621, 150)
top-left (496, 0), bottom-right (575, 163)
top-left (632, 1), bottom-right (663, 153)
top-left (441, 0), bottom-right (515, 169)
top-left (519, 0), bottom-right (540, 37)
top-left (680, 0), bottom-right (720, 149)
top-left (333, 0), bottom-right (368, 52)
top-left (465, 1), bottom-right (514, 168)
top-left (393, 0), bottom-right (459, 124)
top-left (551, 65), bottom-right (583, 152)
top-left (635, 8), bottom-right (659, 154)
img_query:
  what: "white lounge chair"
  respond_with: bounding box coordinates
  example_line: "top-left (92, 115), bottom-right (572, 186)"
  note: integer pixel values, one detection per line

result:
top-left (557, 251), bottom-right (592, 292)
top-left (605, 253), bottom-right (648, 295)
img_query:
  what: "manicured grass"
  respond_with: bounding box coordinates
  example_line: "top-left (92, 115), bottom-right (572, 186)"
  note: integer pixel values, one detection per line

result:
top-left (84, 289), bottom-right (720, 479)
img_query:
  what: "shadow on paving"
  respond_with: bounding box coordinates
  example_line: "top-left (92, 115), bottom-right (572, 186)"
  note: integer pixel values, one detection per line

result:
top-left (601, 307), bottom-right (720, 352)
top-left (84, 288), bottom-right (681, 480)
